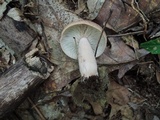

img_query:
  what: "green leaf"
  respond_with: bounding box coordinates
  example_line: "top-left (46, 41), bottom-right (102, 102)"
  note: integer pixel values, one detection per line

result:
top-left (140, 38), bottom-right (160, 54)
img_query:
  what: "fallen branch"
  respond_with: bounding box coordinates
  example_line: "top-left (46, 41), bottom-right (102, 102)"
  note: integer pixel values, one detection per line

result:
top-left (0, 49), bottom-right (54, 118)
top-left (0, 16), bottom-right (37, 57)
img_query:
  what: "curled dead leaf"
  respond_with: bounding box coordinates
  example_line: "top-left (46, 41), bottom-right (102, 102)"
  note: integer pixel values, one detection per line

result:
top-left (106, 80), bottom-right (132, 119)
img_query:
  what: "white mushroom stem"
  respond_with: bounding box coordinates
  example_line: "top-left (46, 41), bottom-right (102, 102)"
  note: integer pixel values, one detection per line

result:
top-left (78, 37), bottom-right (98, 78)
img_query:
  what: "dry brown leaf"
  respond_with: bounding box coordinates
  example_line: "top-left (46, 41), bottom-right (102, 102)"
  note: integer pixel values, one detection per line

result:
top-left (106, 80), bottom-right (133, 119)
top-left (110, 104), bottom-right (133, 120)
top-left (107, 80), bottom-right (130, 105)
top-left (89, 101), bottom-right (103, 115)
top-left (118, 61), bottom-right (138, 78)
top-left (47, 68), bottom-right (79, 91)
top-left (95, 0), bottom-right (160, 32)
top-left (97, 37), bottom-right (148, 65)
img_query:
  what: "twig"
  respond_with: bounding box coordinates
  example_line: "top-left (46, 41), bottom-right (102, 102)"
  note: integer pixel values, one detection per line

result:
top-left (40, 21), bottom-right (52, 57)
top-left (27, 97), bottom-right (47, 120)
top-left (107, 30), bottom-right (144, 37)
top-left (131, 0), bottom-right (149, 34)
top-left (95, 10), bottom-right (113, 57)
top-left (137, 61), bottom-right (154, 65)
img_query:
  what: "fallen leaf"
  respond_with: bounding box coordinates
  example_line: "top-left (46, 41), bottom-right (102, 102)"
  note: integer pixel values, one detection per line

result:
top-left (107, 80), bottom-right (130, 105)
top-left (97, 37), bottom-right (149, 65)
top-left (89, 101), bottom-right (103, 115)
top-left (140, 38), bottom-right (160, 54)
top-left (106, 80), bottom-right (133, 119)
top-left (47, 68), bottom-right (79, 91)
top-left (110, 104), bottom-right (133, 120)
top-left (95, 0), bottom-right (160, 32)
top-left (118, 61), bottom-right (138, 78)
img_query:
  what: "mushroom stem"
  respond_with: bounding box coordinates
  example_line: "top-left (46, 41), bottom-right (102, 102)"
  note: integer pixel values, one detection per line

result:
top-left (78, 37), bottom-right (98, 79)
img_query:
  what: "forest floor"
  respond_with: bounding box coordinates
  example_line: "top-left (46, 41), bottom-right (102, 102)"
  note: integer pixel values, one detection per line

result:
top-left (1, 0), bottom-right (160, 120)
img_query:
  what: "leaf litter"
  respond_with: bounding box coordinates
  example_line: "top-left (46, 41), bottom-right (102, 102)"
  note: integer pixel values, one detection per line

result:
top-left (1, 0), bottom-right (160, 120)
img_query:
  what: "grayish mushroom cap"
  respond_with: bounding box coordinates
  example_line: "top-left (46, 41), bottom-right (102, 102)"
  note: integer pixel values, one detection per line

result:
top-left (60, 20), bottom-right (107, 59)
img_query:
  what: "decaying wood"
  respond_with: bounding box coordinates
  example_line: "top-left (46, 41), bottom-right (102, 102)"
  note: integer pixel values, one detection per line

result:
top-left (0, 53), bottom-right (53, 118)
top-left (0, 16), bottom-right (37, 57)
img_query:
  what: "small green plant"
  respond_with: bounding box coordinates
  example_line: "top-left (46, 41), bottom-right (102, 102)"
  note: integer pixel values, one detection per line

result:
top-left (140, 37), bottom-right (160, 54)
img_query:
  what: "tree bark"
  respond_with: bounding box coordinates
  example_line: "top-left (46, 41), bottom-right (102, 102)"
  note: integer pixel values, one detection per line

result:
top-left (0, 54), bottom-right (53, 118)
top-left (0, 16), bottom-right (37, 57)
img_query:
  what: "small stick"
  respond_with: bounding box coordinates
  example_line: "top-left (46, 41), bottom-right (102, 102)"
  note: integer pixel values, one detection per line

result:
top-left (131, 0), bottom-right (149, 41)
top-left (95, 10), bottom-right (113, 57)
top-left (27, 97), bottom-right (47, 120)
top-left (107, 30), bottom-right (144, 37)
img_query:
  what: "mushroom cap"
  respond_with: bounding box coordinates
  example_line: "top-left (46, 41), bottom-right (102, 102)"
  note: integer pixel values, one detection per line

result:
top-left (60, 20), bottom-right (107, 59)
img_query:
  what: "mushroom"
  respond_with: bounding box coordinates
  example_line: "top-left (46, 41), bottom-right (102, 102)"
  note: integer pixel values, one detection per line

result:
top-left (60, 20), bottom-right (107, 80)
